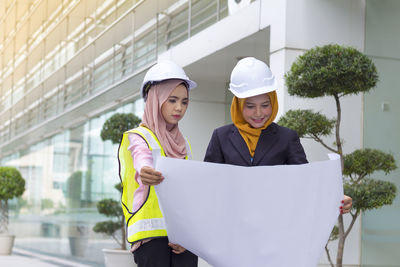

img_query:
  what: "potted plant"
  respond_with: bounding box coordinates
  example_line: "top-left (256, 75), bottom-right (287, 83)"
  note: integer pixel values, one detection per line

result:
top-left (93, 184), bottom-right (133, 266)
top-left (95, 112), bottom-right (141, 267)
top-left (0, 166), bottom-right (26, 255)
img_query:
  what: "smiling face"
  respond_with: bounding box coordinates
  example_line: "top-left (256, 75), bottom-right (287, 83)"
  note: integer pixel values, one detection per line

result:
top-left (161, 83), bottom-right (189, 125)
top-left (242, 93), bottom-right (272, 128)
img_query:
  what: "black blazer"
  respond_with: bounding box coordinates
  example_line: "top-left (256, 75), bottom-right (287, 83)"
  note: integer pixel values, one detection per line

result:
top-left (204, 123), bottom-right (308, 166)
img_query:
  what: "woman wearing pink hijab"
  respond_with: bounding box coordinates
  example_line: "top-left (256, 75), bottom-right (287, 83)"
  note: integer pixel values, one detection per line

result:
top-left (118, 60), bottom-right (198, 267)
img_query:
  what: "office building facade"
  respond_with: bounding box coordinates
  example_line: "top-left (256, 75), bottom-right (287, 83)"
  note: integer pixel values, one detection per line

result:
top-left (0, 0), bottom-right (398, 265)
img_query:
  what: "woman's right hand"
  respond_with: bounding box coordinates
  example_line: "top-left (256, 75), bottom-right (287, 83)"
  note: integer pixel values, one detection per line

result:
top-left (140, 166), bottom-right (164, 185)
top-left (168, 242), bottom-right (186, 254)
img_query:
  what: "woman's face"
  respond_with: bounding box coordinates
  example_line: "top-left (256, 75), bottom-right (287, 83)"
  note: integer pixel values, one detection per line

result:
top-left (161, 83), bottom-right (189, 125)
top-left (242, 93), bottom-right (272, 128)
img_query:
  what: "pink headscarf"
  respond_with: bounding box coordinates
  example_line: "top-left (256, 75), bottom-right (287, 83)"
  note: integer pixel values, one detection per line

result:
top-left (141, 79), bottom-right (188, 159)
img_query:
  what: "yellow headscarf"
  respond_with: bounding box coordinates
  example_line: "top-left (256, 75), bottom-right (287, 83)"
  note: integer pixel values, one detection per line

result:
top-left (230, 91), bottom-right (278, 157)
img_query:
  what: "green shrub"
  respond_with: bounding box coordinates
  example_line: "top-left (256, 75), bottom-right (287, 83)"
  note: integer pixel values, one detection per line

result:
top-left (0, 166), bottom-right (26, 233)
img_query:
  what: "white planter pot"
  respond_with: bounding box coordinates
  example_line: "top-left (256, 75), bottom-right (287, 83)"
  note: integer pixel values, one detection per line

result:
top-left (0, 234), bottom-right (15, 255)
top-left (102, 248), bottom-right (136, 267)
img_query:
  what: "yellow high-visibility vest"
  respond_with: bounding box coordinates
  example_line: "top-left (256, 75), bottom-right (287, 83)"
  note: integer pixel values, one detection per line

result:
top-left (118, 126), bottom-right (192, 244)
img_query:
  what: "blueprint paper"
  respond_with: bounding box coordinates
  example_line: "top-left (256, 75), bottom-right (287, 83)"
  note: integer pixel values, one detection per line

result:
top-left (154, 155), bottom-right (343, 267)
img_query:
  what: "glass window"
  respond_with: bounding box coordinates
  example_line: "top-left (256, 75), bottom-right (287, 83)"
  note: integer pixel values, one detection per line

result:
top-left (363, 1), bottom-right (400, 265)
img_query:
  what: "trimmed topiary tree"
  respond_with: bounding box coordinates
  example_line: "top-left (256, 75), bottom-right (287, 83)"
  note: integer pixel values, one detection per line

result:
top-left (279, 44), bottom-right (397, 267)
top-left (93, 184), bottom-right (126, 249)
top-left (0, 166), bottom-right (26, 233)
top-left (94, 112), bottom-right (141, 250)
top-left (101, 113), bottom-right (141, 144)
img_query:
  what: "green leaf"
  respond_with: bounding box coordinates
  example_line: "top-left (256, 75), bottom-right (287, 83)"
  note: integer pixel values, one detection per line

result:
top-left (285, 44), bottom-right (378, 98)
top-left (100, 113), bottom-right (141, 144)
top-left (96, 198), bottom-right (122, 217)
top-left (92, 185), bottom-right (125, 248)
top-left (93, 221), bottom-right (120, 235)
top-left (344, 179), bottom-right (397, 211)
top-left (114, 183), bottom-right (122, 193)
top-left (0, 167), bottom-right (26, 200)
top-left (329, 226), bottom-right (339, 241)
top-left (343, 149), bottom-right (397, 177)
top-left (277, 109), bottom-right (335, 138)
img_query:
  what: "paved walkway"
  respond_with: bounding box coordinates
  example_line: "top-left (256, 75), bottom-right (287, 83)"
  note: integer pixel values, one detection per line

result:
top-left (0, 247), bottom-right (96, 267)
top-left (2, 247), bottom-right (213, 267)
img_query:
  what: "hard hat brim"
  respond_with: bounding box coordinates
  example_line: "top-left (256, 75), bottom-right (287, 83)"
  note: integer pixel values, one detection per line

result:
top-left (229, 83), bottom-right (277, 99)
top-left (184, 79), bottom-right (197, 90)
top-left (141, 78), bottom-right (197, 91)
top-left (141, 78), bottom-right (197, 100)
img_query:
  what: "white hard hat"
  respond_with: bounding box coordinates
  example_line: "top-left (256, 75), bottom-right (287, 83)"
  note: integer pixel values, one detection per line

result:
top-left (141, 60), bottom-right (197, 100)
top-left (229, 57), bottom-right (277, 98)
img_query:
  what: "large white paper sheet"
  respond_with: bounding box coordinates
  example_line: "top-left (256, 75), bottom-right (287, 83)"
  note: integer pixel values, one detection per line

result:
top-left (154, 155), bottom-right (343, 267)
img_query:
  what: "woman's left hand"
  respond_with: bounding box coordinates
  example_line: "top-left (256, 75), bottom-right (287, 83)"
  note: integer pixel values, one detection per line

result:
top-left (340, 195), bottom-right (352, 214)
top-left (168, 242), bottom-right (186, 254)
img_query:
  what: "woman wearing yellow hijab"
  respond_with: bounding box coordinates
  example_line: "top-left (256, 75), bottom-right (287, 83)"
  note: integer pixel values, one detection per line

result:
top-left (204, 57), bottom-right (352, 213)
top-left (230, 90), bottom-right (278, 158)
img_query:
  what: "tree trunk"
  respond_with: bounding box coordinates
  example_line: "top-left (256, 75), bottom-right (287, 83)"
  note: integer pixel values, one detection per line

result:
top-left (336, 214), bottom-right (345, 266)
top-left (334, 94), bottom-right (343, 164)
top-left (334, 94), bottom-right (345, 266)
top-left (0, 200), bottom-right (9, 233)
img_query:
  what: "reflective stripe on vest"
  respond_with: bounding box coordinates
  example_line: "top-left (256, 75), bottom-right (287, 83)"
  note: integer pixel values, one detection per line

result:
top-left (118, 126), bottom-right (192, 244)
top-left (127, 218), bottom-right (166, 239)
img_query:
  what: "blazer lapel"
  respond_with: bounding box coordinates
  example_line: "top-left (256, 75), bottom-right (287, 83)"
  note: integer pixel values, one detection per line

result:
top-left (252, 124), bottom-right (279, 166)
top-left (229, 126), bottom-right (252, 165)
